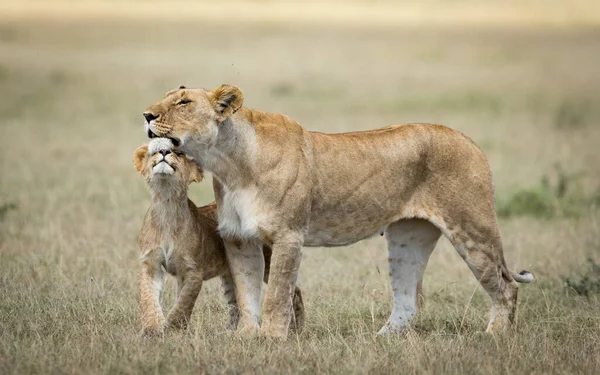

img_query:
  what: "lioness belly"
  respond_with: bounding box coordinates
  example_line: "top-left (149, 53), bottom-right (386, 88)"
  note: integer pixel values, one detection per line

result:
top-left (304, 220), bottom-right (385, 247)
top-left (304, 195), bottom-right (401, 247)
top-left (303, 125), bottom-right (430, 247)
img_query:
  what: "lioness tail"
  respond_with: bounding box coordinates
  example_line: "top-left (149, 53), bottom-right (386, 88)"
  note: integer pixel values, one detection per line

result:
top-left (512, 270), bottom-right (535, 283)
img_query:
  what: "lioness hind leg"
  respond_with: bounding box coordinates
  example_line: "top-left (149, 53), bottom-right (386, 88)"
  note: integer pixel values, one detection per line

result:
top-left (378, 219), bottom-right (441, 335)
top-left (220, 272), bottom-right (240, 331)
top-left (290, 287), bottom-right (305, 333)
top-left (443, 220), bottom-right (519, 332)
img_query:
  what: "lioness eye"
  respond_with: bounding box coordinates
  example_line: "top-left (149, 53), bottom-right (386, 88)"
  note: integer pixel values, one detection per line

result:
top-left (177, 98), bottom-right (192, 105)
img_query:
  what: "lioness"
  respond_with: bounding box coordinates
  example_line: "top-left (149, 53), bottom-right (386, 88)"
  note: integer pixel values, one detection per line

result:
top-left (134, 139), bottom-right (304, 336)
top-left (142, 85), bottom-right (533, 338)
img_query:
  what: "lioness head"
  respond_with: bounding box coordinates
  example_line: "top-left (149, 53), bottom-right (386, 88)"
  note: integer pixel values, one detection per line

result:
top-left (133, 138), bottom-right (204, 184)
top-left (142, 85), bottom-right (244, 157)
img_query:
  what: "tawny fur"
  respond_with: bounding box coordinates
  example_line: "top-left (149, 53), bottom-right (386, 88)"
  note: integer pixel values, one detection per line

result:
top-left (142, 85), bottom-right (534, 338)
top-left (134, 143), bottom-right (304, 337)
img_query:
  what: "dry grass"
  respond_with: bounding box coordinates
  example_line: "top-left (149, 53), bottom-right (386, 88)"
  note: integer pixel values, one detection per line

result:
top-left (1, 1), bottom-right (600, 374)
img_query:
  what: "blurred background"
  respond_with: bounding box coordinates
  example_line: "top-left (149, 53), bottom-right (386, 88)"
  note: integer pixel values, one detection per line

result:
top-left (1, 1), bottom-right (599, 374)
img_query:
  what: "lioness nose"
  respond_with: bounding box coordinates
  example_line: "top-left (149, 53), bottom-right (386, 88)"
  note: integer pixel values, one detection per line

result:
top-left (143, 112), bottom-right (159, 123)
top-left (159, 149), bottom-right (171, 157)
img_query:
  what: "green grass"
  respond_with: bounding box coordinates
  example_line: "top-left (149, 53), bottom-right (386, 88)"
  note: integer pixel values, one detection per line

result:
top-left (565, 258), bottom-right (600, 297)
top-left (1, 1), bottom-right (600, 374)
top-left (497, 165), bottom-right (597, 219)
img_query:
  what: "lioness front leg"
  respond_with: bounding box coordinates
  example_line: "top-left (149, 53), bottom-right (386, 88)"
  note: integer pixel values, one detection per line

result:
top-left (166, 271), bottom-right (203, 331)
top-left (139, 257), bottom-right (165, 337)
top-left (221, 249), bottom-right (306, 333)
top-left (225, 238), bottom-right (264, 336)
top-left (263, 245), bottom-right (305, 333)
top-left (261, 236), bottom-right (303, 339)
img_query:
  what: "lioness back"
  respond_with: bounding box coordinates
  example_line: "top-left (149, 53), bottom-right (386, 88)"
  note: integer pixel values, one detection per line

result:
top-left (304, 123), bottom-right (492, 247)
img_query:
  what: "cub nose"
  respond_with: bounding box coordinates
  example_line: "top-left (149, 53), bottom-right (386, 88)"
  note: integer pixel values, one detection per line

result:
top-left (159, 149), bottom-right (171, 157)
top-left (143, 112), bottom-right (159, 123)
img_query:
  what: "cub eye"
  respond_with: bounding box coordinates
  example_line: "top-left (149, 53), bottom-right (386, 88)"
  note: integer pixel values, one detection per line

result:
top-left (176, 98), bottom-right (192, 106)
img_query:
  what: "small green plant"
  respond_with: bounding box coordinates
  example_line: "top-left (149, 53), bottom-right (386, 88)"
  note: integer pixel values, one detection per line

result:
top-left (0, 201), bottom-right (17, 221)
top-left (497, 164), bottom-right (591, 219)
top-left (270, 82), bottom-right (296, 97)
top-left (497, 182), bottom-right (555, 219)
top-left (564, 258), bottom-right (600, 297)
top-left (554, 99), bottom-right (591, 130)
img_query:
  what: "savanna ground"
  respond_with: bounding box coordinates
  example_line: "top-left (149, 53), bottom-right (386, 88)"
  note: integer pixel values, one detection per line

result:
top-left (1, 1), bottom-right (600, 374)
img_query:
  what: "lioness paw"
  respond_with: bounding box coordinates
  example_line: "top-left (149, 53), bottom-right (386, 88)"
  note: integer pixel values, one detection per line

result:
top-left (234, 321), bottom-right (260, 339)
top-left (376, 322), bottom-right (408, 336)
top-left (140, 326), bottom-right (164, 339)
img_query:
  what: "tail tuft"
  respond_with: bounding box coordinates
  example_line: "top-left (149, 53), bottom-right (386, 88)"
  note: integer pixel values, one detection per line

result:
top-left (513, 270), bottom-right (535, 283)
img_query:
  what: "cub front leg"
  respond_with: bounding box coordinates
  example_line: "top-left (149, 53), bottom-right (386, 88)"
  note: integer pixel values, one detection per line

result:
top-left (139, 255), bottom-right (165, 337)
top-left (225, 238), bottom-right (264, 336)
top-left (166, 271), bottom-right (203, 331)
top-left (261, 235), bottom-right (303, 339)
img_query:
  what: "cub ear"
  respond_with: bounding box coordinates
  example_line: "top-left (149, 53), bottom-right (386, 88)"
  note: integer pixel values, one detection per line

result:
top-left (133, 145), bottom-right (149, 175)
top-left (189, 158), bottom-right (204, 183)
top-left (209, 84), bottom-right (244, 120)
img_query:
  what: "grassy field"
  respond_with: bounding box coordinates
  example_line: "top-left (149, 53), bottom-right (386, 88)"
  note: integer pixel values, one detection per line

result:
top-left (1, 1), bottom-right (600, 374)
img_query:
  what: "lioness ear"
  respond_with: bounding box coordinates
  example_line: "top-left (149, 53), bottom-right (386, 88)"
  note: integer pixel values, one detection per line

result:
top-left (189, 159), bottom-right (204, 183)
top-left (210, 84), bottom-right (244, 120)
top-left (133, 145), bottom-right (149, 175)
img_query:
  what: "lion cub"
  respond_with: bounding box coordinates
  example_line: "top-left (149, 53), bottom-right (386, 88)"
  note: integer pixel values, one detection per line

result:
top-left (133, 139), bottom-right (304, 336)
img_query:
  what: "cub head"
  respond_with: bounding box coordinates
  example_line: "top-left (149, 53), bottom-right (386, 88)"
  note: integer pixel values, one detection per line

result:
top-left (142, 84), bottom-right (244, 157)
top-left (133, 138), bottom-right (204, 184)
